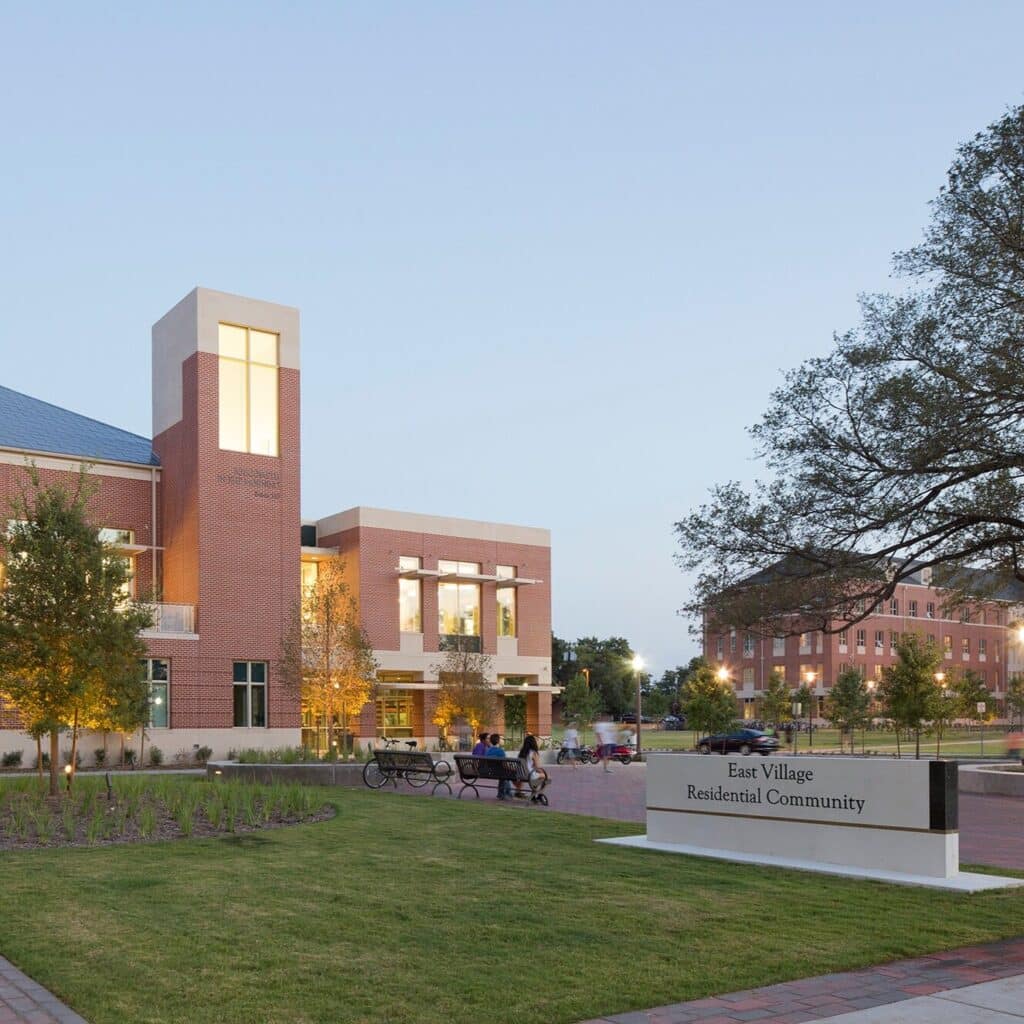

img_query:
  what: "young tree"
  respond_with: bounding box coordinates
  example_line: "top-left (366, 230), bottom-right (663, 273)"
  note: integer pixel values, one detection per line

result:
top-left (759, 670), bottom-right (791, 726)
top-left (280, 557), bottom-right (377, 759)
top-left (676, 105), bottom-right (1024, 637)
top-left (824, 669), bottom-right (869, 754)
top-left (0, 471), bottom-right (152, 795)
top-left (954, 670), bottom-right (994, 747)
top-left (681, 660), bottom-right (736, 746)
top-left (1006, 674), bottom-right (1024, 731)
top-left (880, 634), bottom-right (941, 759)
top-left (561, 674), bottom-right (604, 740)
top-left (432, 640), bottom-right (497, 740)
top-left (931, 679), bottom-right (959, 758)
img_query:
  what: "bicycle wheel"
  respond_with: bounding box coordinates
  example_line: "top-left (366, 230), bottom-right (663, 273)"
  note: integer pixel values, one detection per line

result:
top-left (362, 760), bottom-right (388, 789)
top-left (406, 771), bottom-right (430, 789)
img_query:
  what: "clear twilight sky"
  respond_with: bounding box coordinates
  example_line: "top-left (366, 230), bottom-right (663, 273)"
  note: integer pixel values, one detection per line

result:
top-left (1, 3), bottom-right (1022, 675)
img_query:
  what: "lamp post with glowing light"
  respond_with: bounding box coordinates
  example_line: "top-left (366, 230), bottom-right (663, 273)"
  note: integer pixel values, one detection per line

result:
top-left (717, 666), bottom-right (732, 755)
top-left (934, 671), bottom-right (950, 757)
top-left (864, 679), bottom-right (876, 754)
top-left (632, 654), bottom-right (645, 761)
top-left (804, 670), bottom-right (816, 752)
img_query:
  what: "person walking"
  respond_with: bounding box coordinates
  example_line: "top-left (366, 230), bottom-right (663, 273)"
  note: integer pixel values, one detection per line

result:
top-left (561, 723), bottom-right (581, 769)
top-left (485, 733), bottom-right (512, 799)
top-left (595, 716), bottom-right (615, 773)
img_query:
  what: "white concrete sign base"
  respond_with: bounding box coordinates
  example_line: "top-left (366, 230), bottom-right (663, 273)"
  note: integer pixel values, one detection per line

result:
top-left (597, 835), bottom-right (1024, 892)
top-left (599, 753), bottom-right (1024, 891)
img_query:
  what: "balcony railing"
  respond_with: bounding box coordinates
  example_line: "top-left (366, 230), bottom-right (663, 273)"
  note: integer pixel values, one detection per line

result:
top-left (141, 603), bottom-right (196, 635)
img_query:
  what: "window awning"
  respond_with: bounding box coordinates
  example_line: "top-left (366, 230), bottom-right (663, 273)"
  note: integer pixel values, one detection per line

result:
top-left (396, 566), bottom-right (444, 580)
top-left (495, 576), bottom-right (543, 588)
top-left (301, 545), bottom-right (339, 561)
top-left (438, 571), bottom-right (498, 583)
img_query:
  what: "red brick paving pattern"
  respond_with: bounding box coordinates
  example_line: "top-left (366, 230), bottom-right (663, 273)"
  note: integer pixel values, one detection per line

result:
top-left (575, 938), bottom-right (1024, 1023)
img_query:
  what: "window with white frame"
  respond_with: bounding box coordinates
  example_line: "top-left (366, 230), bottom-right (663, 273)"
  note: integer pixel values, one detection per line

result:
top-left (772, 636), bottom-right (785, 656)
top-left (399, 556), bottom-right (423, 633)
top-left (743, 633), bottom-right (755, 657)
top-left (233, 661), bottom-right (267, 727)
top-left (890, 598), bottom-right (899, 616)
top-left (874, 630), bottom-right (884, 653)
top-left (908, 600), bottom-right (918, 618)
top-left (141, 659), bottom-right (169, 728)
top-left (218, 322), bottom-right (279, 456)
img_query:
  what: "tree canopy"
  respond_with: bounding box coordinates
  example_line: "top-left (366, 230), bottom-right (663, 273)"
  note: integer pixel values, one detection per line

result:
top-left (675, 104), bottom-right (1024, 636)
top-left (0, 471), bottom-right (152, 794)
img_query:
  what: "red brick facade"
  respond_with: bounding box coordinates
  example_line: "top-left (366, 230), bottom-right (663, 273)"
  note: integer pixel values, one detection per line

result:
top-left (707, 579), bottom-right (1016, 717)
top-left (0, 288), bottom-right (553, 755)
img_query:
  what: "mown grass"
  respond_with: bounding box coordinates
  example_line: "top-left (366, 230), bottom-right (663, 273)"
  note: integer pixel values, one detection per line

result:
top-left (0, 785), bottom-right (1022, 1024)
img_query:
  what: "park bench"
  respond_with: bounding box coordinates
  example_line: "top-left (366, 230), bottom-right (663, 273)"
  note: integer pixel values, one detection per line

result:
top-left (362, 750), bottom-right (452, 795)
top-left (453, 754), bottom-right (550, 805)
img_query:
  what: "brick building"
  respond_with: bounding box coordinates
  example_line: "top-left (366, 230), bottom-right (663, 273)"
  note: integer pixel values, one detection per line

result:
top-left (706, 566), bottom-right (1024, 720)
top-left (0, 287), bottom-right (553, 760)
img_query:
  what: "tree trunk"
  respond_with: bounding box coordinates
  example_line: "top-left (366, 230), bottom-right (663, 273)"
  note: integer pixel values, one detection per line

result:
top-left (48, 729), bottom-right (60, 798)
top-left (341, 705), bottom-right (348, 759)
top-left (119, 733), bottom-right (125, 769)
top-left (915, 728), bottom-right (921, 760)
top-left (895, 727), bottom-right (901, 759)
top-left (69, 709), bottom-right (79, 791)
top-left (36, 734), bottom-right (42, 783)
top-left (139, 729), bottom-right (146, 769)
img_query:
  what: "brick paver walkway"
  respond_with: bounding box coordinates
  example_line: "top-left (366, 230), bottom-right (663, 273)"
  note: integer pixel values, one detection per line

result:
top-left (576, 937), bottom-right (1024, 1024)
top-left (0, 957), bottom-right (86, 1024)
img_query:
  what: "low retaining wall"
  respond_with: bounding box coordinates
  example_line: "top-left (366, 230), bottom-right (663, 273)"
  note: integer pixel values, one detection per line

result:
top-left (959, 764), bottom-right (1024, 797)
top-left (207, 761), bottom-right (367, 787)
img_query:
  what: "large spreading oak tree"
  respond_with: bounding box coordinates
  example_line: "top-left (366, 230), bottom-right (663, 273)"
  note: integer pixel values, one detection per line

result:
top-left (0, 471), bottom-right (152, 795)
top-left (676, 104), bottom-right (1024, 636)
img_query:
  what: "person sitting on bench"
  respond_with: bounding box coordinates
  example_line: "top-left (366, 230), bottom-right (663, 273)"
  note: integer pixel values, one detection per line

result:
top-left (485, 733), bottom-right (512, 799)
top-left (518, 734), bottom-right (548, 799)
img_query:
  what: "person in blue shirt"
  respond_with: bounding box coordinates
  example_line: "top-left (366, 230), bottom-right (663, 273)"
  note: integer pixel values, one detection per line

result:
top-left (485, 733), bottom-right (512, 799)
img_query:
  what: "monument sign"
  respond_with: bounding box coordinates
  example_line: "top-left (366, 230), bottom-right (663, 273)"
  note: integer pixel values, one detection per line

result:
top-left (599, 753), bottom-right (1024, 891)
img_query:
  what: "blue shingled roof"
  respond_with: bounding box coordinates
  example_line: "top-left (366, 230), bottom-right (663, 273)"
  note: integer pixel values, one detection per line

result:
top-left (0, 385), bottom-right (158, 467)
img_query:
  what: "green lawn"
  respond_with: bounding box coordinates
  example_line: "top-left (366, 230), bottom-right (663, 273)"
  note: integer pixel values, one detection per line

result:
top-left (1, 784), bottom-right (1023, 1024)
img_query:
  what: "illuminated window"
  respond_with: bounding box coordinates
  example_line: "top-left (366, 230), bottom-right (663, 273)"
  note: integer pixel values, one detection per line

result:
top-left (962, 637), bottom-right (970, 657)
top-left (233, 661), bottom-right (267, 727)
top-left (741, 667), bottom-right (754, 685)
top-left (98, 528), bottom-right (135, 545)
top-left (105, 554), bottom-right (134, 601)
top-left (944, 635), bottom-right (953, 658)
top-left (376, 694), bottom-right (414, 737)
top-left (218, 322), bottom-right (279, 456)
top-left (399, 556), bottom-right (422, 633)
top-left (301, 560), bottom-right (318, 598)
top-left (438, 560), bottom-right (481, 638)
top-left (141, 659), bottom-right (169, 728)
top-left (497, 565), bottom-right (516, 638)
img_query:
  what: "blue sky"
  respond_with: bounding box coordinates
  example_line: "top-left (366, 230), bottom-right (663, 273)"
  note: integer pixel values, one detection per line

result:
top-left (2, 2), bottom-right (1023, 674)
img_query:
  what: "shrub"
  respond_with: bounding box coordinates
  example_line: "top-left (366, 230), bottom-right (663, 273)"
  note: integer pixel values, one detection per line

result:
top-left (149, 746), bottom-right (164, 767)
top-left (123, 749), bottom-right (137, 767)
top-left (61, 749), bottom-right (82, 769)
top-left (93, 748), bottom-right (106, 768)
top-left (1, 750), bottom-right (23, 769)
top-left (195, 745), bottom-right (213, 764)
top-left (173, 748), bottom-right (193, 766)
top-left (226, 748), bottom-right (238, 761)
top-left (34, 752), bottom-right (50, 770)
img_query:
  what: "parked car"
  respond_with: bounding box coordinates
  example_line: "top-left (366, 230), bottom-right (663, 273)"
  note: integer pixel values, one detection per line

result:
top-left (697, 728), bottom-right (780, 756)
top-left (660, 715), bottom-right (686, 731)
top-left (620, 713), bottom-right (654, 724)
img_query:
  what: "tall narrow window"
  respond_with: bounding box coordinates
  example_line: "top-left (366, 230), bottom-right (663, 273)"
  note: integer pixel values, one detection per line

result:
top-left (233, 661), bottom-right (267, 727)
top-left (438, 560), bottom-right (481, 647)
top-left (496, 565), bottom-right (517, 637)
top-left (399, 556), bottom-right (423, 633)
top-left (218, 323), bottom-right (279, 456)
top-left (141, 659), bottom-right (169, 728)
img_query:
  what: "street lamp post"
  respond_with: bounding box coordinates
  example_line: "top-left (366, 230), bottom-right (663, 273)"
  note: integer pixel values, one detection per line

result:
top-left (717, 665), bottom-right (731, 755)
top-left (632, 655), bottom-right (645, 762)
top-left (864, 680), bottom-right (876, 754)
top-left (805, 670), bottom-right (816, 752)
top-left (790, 697), bottom-right (802, 755)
